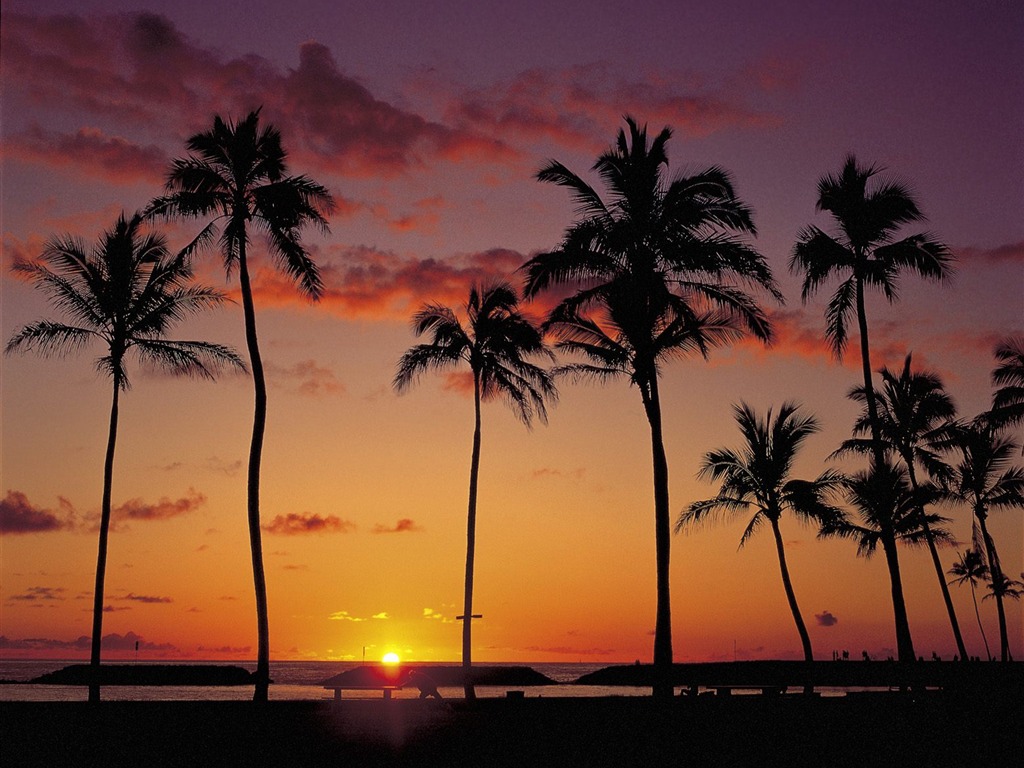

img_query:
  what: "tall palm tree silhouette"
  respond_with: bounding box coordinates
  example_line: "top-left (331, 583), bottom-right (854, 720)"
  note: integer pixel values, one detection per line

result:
top-left (990, 336), bottom-right (1024, 429)
top-left (523, 117), bottom-right (780, 698)
top-left (394, 282), bottom-right (555, 698)
top-left (948, 549), bottom-right (991, 660)
top-left (5, 213), bottom-right (243, 702)
top-left (833, 355), bottom-right (967, 659)
top-left (938, 421), bottom-right (1023, 661)
top-left (150, 110), bottom-right (334, 701)
top-left (676, 402), bottom-right (843, 663)
top-left (791, 156), bottom-right (952, 469)
top-left (822, 461), bottom-right (951, 662)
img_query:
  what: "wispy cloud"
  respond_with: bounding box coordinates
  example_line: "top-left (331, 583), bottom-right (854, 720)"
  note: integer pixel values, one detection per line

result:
top-left (372, 518), bottom-right (424, 534)
top-left (266, 360), bottom-right (345, 397)
top-left (0, 491), bottom-right (74, 534)
top-left (113, 489), bottom-right (206, 522)
top-left (7, 586), bottom-right (66, 602)
top-left (263, 513), bottom-right (357, 535)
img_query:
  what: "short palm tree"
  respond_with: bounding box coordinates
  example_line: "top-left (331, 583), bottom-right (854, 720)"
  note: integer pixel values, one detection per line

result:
top-left (523, 117), bottom-right (780, 697)
top-left (938, 421), bottom-right (1024, 661)
top-left (948, 548), bottom-right (991, 660)
top-left (821, 460), bottom-right (952, 662)
top-left (5, 213), bottom-right (243, 702)
top-left (150, 110), bottom-right (334, 701)
top-left (676, 402), bottom-right (844, 663)
top-left (833, 355), bottom-right (967, 659)
top-left (791, 156), bottom-right (953, 469)
top-left (989, 336), bottom-right (1024, 429)
top-left (394, 282), bottom-right (555, 698)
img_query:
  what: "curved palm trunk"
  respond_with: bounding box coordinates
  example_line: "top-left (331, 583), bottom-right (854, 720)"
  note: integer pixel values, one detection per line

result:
top-left (89, 379), bottom-right (121, 703)
top-left (855, 275), bottom-right (886, 470)
top-left (462, 373), bottom-right (482, 699)
top-left (975, 511), bottom-right (1009, 661)
top-left (880, 532), bottom-right (916, 662)
top-left (770, 519), bottom-right (813, 663)
top-left (969, 580), bottom-right (992, 661)
top-left (642, 373), bottom-right (673, 699)
top-left (905, 465), bottom-right (968, 660)
top-left (239, 246), bottom-right (271, 702)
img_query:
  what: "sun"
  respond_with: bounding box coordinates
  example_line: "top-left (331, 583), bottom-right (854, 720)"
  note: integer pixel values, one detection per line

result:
top-left (381, 652), bottom-right (400, 664)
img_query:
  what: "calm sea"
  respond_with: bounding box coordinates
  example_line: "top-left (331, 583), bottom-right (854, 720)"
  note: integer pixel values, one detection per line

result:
top-left (0, 660), bottom-right (657, 701)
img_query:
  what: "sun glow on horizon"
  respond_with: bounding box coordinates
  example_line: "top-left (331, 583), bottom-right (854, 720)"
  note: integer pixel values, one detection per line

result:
top-left (382, 652), bottom-right (400, 664)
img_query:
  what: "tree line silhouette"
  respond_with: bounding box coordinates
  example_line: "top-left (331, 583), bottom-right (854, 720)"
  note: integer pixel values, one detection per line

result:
top-left (7, 112), bottom-right (1021, 702)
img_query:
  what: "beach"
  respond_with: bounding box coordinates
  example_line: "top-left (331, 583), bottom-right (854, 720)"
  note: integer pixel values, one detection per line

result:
top-left (2, 690), bottom-right (1015, 768)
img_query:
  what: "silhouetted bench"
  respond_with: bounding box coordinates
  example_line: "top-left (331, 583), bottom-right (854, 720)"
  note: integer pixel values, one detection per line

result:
top-left (324, 684), bottom-right (401, 701)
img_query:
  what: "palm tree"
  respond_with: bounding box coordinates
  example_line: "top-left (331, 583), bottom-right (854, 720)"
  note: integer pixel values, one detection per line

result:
top-left (523, 117), bottom-right (781, 698)
top-left (791, 156), bottom-right (953, 470)
top-left (676, 402), bottom-right (844, 663)
top-left (5, 213), bottom-right (243, 702)
top-left (989, 336), bottom-right (1024, 429)
top-left (394, 282), bottom-right (555, 698)
top-left (939, 421), bottom-right (1024, 661)
top-left (833, 355), bottom-right (968, 659)
top-left (821, 460), bottom-right (952, 662)
top-left (149, 110), bottom-right (334, 701)
top-left (948, 548), bottom-right (992, 660)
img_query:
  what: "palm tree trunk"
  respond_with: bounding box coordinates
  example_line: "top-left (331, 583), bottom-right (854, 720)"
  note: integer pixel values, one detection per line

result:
top-left (969, 582), bottom-right (991, 661)
top-left (642, 372), bottom-right (673, 699)
top-left (975, 511), bottom-right (1009, 661)
top-left (89, 379), bottom-right (120, 703)
top-left (462, 372), bottom-right (482, 700)
top-left (770, 519), bottom-right (813, 663)
top-left (905, 465), bottom-right (968, 660)
top-left (880, 533), bottom-right (916, 662)
top-left (855, 274), bottom-right (886, 470)
top-left (239, 246), bottom-right (271, 702)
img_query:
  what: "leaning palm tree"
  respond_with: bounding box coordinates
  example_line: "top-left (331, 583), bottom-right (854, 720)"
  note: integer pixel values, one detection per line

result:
top-left (791, 156), bottom-right (953, 469)
top-left (821, 460), bottom-right (952, 662)
top-left (938, 421), bottom-right (1024, 661)
top-left (833, 355), bottom-right (968, 660)
top-left (149, 110), bottom-right (334, 701)
top-left (394, 282), bottom-right (555, 698)
top-left (523, 117), bottom-right (780, 697)
top-left (676, 402), bottom-right (844, 663)
top-left (5, 213), bottom-right (243, 702)
top-left (989, 336), bottom-right (1024, 429)
top-left (948, 548), bottom-right (992, 660)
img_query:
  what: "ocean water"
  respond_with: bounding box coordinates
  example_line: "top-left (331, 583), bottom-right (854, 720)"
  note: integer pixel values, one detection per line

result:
top-left (0, 660), bottom-right (657, 701)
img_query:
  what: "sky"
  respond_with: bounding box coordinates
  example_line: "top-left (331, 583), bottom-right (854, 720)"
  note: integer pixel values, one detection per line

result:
top-left (1, 0), bottom-right (1022, 665)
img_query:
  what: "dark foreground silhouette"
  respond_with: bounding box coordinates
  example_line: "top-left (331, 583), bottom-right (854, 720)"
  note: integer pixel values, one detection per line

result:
top-left (3, 686), bottom-right (1018, 768)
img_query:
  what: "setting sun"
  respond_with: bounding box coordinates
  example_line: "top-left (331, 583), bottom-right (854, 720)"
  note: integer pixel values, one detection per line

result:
top-left (382, 652), bottom-right (400, 664)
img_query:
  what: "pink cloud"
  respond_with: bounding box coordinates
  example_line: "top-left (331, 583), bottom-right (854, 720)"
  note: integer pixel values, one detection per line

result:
top-left (113, 489), bottom-right (206, 521)
top-left (956, 241), bottom-right (1024, 264)
top-left (262, 513), bottom-right (357, 535)
top-left (266, 360), bottom-right (345, 397)
top-left (372, 518), bottom-right (424, 534)
top-left (0, 491), bottom-right (73, 534)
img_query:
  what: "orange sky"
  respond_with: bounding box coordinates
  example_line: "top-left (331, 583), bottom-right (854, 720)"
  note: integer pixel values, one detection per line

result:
top-left (1, 1), bottom-right (1021, 664)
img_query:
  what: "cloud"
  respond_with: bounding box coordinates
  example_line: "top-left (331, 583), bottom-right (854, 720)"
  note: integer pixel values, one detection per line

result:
top-left (7, 586), bottom-right (66, 602)
top-left (196, 645), bottom-right (251, 654)
top-left (2, 125), bottom-right (167, 184)
top-left (422, 608), bottom-right (455, 623)
top-left (328, 611), bottom-right (366, 622)
top-left (523, 645), bottom-right (617, 656)
top-left (0, 491), bottom-right (73, 534)
top-left (116, 593), bottom-right (173, 604)
top-left (530, 467), bottom-right (586, 481)
top-left (113, 489), bottom-right (206, 522)
top-left (266, 360), bottom-right (345, 397)
top-left (372, 518), bottom-right (424, 534)
top-left (956, 240), bottom-right (1024, 264)
top-left (204, 457), bottom-right (244, 476)
top-left (372, 612), bottom-right (389, 620)
top-left (815, 611), bottom-right (839, 627)
top-left (0, 631), bottom-right (176, 653)
top-left (263, 513), bottom-right (357, 535)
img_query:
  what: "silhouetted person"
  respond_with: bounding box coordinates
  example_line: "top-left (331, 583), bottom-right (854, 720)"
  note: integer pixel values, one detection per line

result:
top-left (403, 670), bottom-right (442, 699)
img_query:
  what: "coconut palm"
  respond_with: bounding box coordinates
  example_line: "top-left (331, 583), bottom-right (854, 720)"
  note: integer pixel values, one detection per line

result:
top-left (948, 548), bottom-right (992, 660)
top-left (821, 460), bottom-right (952, 662)
top-left (938, 421), bottom-right (1024, 660)
top-left (989, 336), bottom-right (1024, 429)
top-left (5, 213), bottom-right (243, 702)
top-left (522, 117), bottom-right (780, 697)
top-left (791, 156), bottom-right (953, 469)
top-left (150, 110), bottom-right (334, 701)
top-left (676, 402), bottom-right (844, 663)
top-left (394, 282), bottom-right (555, 698)
top-left (833, 355), bottom-right (967, 659)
